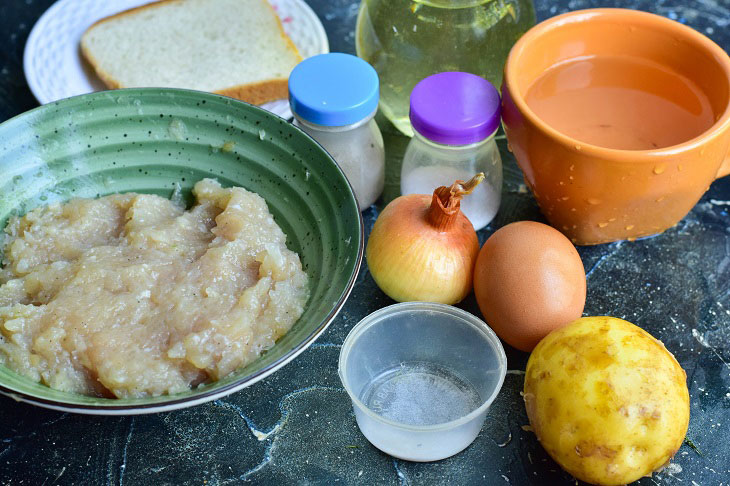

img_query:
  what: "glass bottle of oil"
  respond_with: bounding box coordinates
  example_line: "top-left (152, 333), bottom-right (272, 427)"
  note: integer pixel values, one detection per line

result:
top-left (356, 0), bottom-right (535, 136)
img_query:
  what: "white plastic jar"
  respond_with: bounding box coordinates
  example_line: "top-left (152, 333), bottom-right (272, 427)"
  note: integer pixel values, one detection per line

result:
top-left (289, 53), bottom-right (384, 211)
top-left (400, 72), bottom-right (502, 230)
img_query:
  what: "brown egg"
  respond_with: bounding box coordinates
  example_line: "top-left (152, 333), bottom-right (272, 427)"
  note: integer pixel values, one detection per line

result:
top-left (473, 221), bottom-right (586, 352)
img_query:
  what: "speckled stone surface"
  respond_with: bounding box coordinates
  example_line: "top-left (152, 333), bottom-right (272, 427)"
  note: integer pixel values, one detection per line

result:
top-left (1, 0), bottom-right (729, 484)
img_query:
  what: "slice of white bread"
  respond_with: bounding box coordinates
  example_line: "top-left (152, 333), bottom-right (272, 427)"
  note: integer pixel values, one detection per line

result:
top-left (80, 0), bottom-right (302, 104)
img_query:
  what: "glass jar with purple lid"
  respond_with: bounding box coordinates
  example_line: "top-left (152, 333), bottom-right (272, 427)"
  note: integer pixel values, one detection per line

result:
top-left (400, 72), bottom-right (502, 230)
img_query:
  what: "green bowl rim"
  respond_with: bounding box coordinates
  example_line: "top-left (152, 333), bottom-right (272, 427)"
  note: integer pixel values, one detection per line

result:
top-left (0, 87), bottom-right (364, 411)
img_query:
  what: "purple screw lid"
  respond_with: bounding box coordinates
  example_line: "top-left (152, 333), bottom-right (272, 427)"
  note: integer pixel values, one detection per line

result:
top-left (409, 72), bottom-right (501, 145)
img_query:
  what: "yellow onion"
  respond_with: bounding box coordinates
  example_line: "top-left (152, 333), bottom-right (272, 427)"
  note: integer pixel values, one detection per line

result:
top-left (366, 173), bottom-right (484, 304)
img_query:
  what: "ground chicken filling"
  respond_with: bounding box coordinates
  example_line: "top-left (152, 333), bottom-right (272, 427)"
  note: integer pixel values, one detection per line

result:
top-left (0, 179), bottom-right (308, 398)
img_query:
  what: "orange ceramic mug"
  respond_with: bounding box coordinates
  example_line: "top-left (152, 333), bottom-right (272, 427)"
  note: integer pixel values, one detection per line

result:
top-left (502, 8), bottom-right (730, 245)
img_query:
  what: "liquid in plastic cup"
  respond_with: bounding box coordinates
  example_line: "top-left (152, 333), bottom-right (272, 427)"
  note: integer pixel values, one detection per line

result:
top-left (338, 302), bottom-right (507, 462)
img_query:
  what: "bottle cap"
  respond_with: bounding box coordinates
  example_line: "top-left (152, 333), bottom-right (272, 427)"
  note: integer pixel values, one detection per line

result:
top-left (289, 53), bottom-right (379, 127)
top-left (410, 72), bottom-right (501, 145)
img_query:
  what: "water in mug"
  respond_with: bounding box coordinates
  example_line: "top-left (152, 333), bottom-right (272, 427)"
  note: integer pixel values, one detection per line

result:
top-left (525, 55), bottom-right (715, 150)
top-left (356, 0), bottom-right (535, 136)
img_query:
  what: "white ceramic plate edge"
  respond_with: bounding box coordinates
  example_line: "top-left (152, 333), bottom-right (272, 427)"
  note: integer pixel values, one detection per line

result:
top-left (23, 0), bottom-right (329, 119)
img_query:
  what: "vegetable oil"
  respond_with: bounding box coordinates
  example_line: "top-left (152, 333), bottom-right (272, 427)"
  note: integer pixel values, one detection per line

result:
top-left (356, 0), bottom-right (535, 136)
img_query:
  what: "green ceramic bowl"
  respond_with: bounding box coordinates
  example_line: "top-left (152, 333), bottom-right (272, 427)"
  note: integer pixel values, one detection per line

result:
top-left (0, 88), bottom-right (362, 414)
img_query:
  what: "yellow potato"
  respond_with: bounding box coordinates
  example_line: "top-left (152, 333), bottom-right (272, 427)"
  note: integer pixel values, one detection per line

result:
top-left (524, 316), bottom-right (689, 486)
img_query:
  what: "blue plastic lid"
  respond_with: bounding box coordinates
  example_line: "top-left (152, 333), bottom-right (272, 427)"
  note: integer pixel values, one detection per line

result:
top-left (288, 53), bottom-right (379, 126)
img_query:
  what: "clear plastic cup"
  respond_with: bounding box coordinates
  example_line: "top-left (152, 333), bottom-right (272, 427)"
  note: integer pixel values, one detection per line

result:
top-left (338, 302), bottom-right (507, 462)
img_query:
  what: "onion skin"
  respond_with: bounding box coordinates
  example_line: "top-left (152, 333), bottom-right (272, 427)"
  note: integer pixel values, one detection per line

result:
top-left (366, 193), bottom-right (479, 304)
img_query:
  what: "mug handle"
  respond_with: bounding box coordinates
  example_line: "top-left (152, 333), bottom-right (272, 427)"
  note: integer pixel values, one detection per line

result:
top-left (718, 153), bottom-right (730, 179)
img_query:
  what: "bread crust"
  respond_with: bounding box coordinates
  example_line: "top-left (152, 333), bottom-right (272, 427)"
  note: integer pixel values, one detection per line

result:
top-left (216, 78), bottom-right (289, 105)
top-left (79, 0), bottom-right (302, 104)
top-left (83, 0), bottom-right (189, 32)
top-left (79, 41), bottom-right (124, 90)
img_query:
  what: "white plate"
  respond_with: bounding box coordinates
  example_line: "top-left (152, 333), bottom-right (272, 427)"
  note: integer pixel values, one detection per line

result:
top-left (23, 0), bottom-right (329, 119)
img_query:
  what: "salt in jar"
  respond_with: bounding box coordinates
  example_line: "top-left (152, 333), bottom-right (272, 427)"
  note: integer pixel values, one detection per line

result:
top-left (289, 53), bottom-right (384, 211)
top-left (400, 72), bottom-right (502, 230)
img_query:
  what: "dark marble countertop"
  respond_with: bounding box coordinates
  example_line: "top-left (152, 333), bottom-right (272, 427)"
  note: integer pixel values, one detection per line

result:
top-left (1, 0), bottom-right (729, 484)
